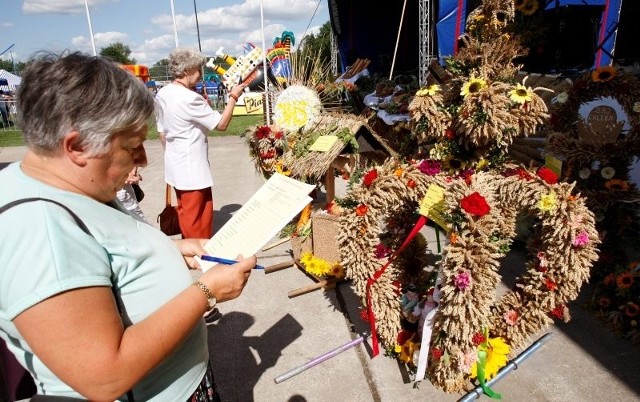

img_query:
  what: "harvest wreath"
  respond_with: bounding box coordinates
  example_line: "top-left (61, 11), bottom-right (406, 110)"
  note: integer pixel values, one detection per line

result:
top-left (335, 160), bottom-right (599, 393)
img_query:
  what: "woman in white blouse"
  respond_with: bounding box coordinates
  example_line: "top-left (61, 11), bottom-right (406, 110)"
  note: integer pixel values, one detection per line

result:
top-left (156, 46), bottom-right (247, 238)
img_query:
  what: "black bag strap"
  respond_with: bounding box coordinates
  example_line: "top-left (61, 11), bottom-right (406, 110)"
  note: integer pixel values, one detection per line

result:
top-left (0, 197), bottom-right (135, 402)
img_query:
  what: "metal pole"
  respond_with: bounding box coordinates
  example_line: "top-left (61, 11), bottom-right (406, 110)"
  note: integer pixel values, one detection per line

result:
top-left (389, 0), bottom-right (408, 80)
top-left (458, 333), bottom-right (555, 402)
top-left (274, 336), bottom-right (366, 383)
top-left (170, 0), bottom-right (179, 47)
top-left (259, 0), bottom-right (270, 125)
top-left (84, 0), bottom-right (97, 56)
top-left (193, 0), bottom-right (202, 52)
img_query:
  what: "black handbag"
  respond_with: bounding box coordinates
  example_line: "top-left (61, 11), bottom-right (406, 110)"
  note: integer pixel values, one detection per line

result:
top-left (157, 184), bottom-right (181, 236)
top-left (131, 183), bottom-right (145, 202)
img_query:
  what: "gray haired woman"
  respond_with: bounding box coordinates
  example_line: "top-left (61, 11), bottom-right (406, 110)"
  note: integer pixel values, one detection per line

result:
top-left (0, 51), bottom-right (255, 401)
top-left (156, 46), bottom-right (247, 239)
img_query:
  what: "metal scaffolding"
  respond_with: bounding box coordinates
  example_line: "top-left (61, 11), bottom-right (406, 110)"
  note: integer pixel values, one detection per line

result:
top-left (418, 0), bottom-right (435, 87)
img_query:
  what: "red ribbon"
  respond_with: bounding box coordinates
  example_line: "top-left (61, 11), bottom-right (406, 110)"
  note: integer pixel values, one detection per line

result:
top-left (366, 215), bottom-right (428, 356)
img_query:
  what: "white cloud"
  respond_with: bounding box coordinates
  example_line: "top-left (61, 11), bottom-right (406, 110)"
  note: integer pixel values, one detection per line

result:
top-left (93, 31), bottom-right (128, 47)
top-left (23, 0), bottom-right (117, 15)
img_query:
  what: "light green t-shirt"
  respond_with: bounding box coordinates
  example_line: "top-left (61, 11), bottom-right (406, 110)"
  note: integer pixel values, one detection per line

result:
top-left (0, 162), bottom-right (208, 400)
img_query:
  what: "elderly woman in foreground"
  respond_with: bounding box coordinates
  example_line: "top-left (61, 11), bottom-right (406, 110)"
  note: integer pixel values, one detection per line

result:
top-left (0, 51), bottom-right (255, 401)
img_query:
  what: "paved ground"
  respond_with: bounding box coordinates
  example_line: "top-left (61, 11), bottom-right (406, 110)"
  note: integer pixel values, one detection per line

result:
top-left (2, 137), bottom-right (639, 401)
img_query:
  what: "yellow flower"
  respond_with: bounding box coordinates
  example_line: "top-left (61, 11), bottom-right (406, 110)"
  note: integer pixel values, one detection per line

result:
top-left (539, 192), bottom-right (557, 212)
top-left (300, 253), bottom-right (334, 277)
top-left (509, 83), bottom-right (533, 104)
top-left (417, 84), bottom-right (440, 97)
top-left (461, 77), bottom-right (487, 97)
top-left (470, 337), bottom-right (510, 380)
top-left (274, 160), bottom-right (291, 176)
top-left (398, 339), bottom-right (420, 364)
top-left (475, 158), bottom-right (489, 170)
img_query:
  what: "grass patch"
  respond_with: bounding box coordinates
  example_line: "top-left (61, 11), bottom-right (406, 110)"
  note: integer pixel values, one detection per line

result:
top-left (0, 114), bottom-right (265, 148)
top-left (0, 129), bottom-right (23, 148)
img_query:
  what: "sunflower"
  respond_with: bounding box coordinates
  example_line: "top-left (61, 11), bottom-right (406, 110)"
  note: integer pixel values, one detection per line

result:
top-left (416, 84), bottom-right (440, 97)
top-left (461, 77), bottom-right (487, 97)
top-left (591, 66), bottom-right (617, 83)
top-left (521, 0), bottom-right (539, 15)
top-left (470, 337), bottom-right (510, 380)
top-left (616, 272), bottom-right (634, 289)
top-left (604, 179), bottom-right (630, 191)
top-left (508, 83), bottom-right (533, 104)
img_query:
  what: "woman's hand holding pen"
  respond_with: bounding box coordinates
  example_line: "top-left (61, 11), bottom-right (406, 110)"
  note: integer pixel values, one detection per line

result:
top-left (200, 255), bottom-right (256, 302)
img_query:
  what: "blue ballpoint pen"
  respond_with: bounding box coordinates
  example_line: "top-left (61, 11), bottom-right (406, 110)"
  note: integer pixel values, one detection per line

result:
top-left (201, 255), bottom-right (264, 270)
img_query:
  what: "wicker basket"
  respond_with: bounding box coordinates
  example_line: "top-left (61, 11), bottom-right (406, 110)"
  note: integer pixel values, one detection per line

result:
top-left (311, 212), bottom-right (341, 263)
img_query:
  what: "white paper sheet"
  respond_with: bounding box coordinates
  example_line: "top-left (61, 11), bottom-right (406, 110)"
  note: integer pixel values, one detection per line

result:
top-left (199, 173), bottom-right (315, 271)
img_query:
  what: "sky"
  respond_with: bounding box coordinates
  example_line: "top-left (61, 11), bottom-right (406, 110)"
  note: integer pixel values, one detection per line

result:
top-left (0, 0), bottom-right (330, 67)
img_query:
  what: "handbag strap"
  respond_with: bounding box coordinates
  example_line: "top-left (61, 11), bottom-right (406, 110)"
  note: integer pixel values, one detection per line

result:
top-left (165, 183), bottom-right (173, 207)
top-left (0, 197), bottom-right (135, 402)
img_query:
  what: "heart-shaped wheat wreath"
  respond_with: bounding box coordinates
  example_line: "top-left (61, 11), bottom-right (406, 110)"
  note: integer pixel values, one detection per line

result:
top-left (337, 161), bottom-right (599, 393)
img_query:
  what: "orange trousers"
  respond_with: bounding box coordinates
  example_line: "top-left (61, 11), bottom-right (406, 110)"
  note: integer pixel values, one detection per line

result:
top-left (175, 187), bottom-right (214, 239)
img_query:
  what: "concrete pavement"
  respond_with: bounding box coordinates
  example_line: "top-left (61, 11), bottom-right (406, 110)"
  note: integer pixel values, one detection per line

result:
top-left (2, 137), bottom-right (639, 401)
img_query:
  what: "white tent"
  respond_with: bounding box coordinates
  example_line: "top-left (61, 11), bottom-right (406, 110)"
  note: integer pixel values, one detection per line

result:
top-left (0, 69), bottom-right (21, 91)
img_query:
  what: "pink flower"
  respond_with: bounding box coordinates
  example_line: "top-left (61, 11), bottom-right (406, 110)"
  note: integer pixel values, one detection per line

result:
top-left (573, 231), bottom-right (590, 247)
top-left (454, 271), bottom-right (472, 291)
top-left (374, 243), bottom-right (391, 259)
top-left (418, 159), bottom-right (441, 176)
top-left (504, 310), bottom-right (519, 326)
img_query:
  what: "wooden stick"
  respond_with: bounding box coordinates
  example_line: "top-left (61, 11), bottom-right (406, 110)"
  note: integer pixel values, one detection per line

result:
top-left (288, 278), bottom-right (337, 298)
top-left (262, 236), bottom-right (291, 251)
top-left (264, 260), bottom-right (295, 274)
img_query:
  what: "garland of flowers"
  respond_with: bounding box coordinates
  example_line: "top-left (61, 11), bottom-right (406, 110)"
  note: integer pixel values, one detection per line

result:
top-left (548, 66), bottom-right (640, 134)
top-left (244, 124), bottom-right (290, 179)
top-left (336, 162), bottom-right (599, 393)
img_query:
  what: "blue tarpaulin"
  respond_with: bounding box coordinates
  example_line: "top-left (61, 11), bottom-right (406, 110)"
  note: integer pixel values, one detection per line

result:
top-left (435, 0), bottom-right (624, 69)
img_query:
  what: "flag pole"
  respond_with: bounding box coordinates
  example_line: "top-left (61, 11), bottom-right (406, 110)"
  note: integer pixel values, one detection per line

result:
top-left (170, 0), bottom-right (179, 47)
top-left (84, 0), bottom-right (97, 56)
top-left (259, 0), bottom-right (270, 126)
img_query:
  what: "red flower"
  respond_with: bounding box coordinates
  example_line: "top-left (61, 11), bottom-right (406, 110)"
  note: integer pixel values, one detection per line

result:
top-left (625, 303), bottom-right (639, 317)
top-left (545, 277), bottom-right (557, 291)
top-left (407, 179), bottom-right (417, 188)
top-left (256, 125), bottom-right (271, 139)
top-left (537, 167), bottom-right (558, 184)
top-left (598, 296), bottom-right (611, 308)
top-left (274, 130), bottom-right (284, 139)
top-left (460, 192), bottom-right (490, 217)
top-left (363, 169), bottom-right (378, 187)
top-left (431, 347), bottom-right (443, 361)
top-left (550, 305), bottom-right (564, 319)
top-left (397, 330), bottom-right (414, 346)
top-left (445, 128), bottom-right (456, 139)
top-left (356, 204), bottom-right (368, 216)
top-left (472, 332), bottom-right (486, 346)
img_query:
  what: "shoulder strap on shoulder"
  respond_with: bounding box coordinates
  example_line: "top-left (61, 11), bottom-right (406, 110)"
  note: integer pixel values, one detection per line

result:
top-left (0, 197), bottom-right (92, 236)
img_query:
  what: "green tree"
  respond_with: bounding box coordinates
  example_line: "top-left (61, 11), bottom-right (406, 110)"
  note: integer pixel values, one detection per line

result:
top-left (149, 58), bottom-right (170, 81)
top-left (0, 59), bottom-right (25, 75)
top-left (299, 22), bottom-right (332, 68)
top-left (100, 42), bottom-right (136, 64)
